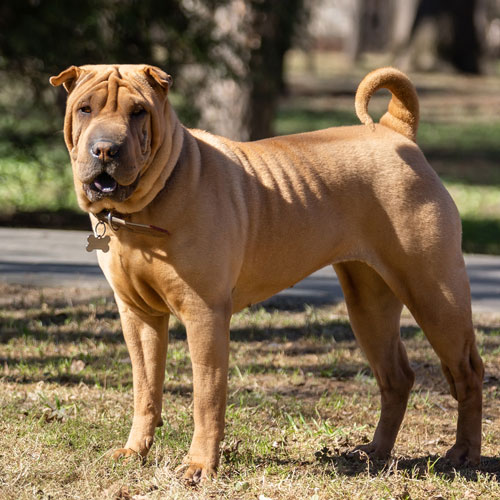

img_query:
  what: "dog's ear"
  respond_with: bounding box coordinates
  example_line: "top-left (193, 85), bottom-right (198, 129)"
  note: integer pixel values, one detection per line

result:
top-left (143, 65), bottom-right (173, 93)
top-left (49, 66), bottom-right (82, 94)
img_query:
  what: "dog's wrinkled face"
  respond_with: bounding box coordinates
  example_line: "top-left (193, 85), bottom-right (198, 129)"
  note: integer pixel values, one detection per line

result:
top-left (50, 64), bottom-right (173, 213)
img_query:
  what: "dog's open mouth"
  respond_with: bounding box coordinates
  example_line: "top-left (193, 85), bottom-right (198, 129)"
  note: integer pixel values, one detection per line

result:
top-left (91, 172), bottom-right (118, 194)
top-left (84, 172), bottom-right (140, 203)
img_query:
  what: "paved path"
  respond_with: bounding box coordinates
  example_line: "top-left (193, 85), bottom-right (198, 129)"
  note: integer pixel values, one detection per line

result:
top-left (1, 227), bottom-right (500, 314)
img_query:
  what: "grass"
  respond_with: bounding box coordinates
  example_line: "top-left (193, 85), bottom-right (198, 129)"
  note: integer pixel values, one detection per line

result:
top-left (0, 148), bottom-right (76, 213)
top-left (0, 284), bottom-right (499, 499)
top-left (0, 103), bottom-right (76, 214)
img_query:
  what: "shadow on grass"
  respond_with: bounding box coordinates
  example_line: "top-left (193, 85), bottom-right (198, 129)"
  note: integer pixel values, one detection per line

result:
top-left (0, 303), bottom-right (423, 345)
top-left (1, 370), bottom-right (130, 388)
top-left (223, 450), bottom-right (500, 483)
top-left (0, 321), bottom-right (123, 344)
top-left (0, 311), bottom-right (422, 388)
top-left (320, 452), bottom-right (500, 481)
top-left (224, 321), bottom-right (421, 344)
top-left (0, 351), bottom-right (133, 387)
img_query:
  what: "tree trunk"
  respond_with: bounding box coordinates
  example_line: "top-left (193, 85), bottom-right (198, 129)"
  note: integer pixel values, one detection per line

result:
top-left (193, 0), bottom-right (305, 141)
top-left (246, 0), bottom-right (304, 140)
top-left (406, 0), bottom-right (483, 73)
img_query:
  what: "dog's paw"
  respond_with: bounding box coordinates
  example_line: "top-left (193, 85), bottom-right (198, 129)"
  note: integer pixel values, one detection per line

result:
top-left (348, 442), bottom-right (391, 461)
top-left (445, 443), bottom-right (480, 467)
top-left (176, 461), bottom-right (216, 484)
top-left (111, 435), bottom-right (154, 461)
top-left (111, 447), bottom-right (142, 461)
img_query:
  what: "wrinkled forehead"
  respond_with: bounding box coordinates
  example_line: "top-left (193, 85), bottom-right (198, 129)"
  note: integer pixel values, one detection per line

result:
top-left (70, 65), bottom-right (152, 106)
top-left (80, 64), bottom-right (150, 80)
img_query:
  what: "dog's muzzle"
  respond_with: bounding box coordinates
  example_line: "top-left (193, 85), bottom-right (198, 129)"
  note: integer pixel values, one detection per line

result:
top-left (84, 172), bottom-right (140, 202)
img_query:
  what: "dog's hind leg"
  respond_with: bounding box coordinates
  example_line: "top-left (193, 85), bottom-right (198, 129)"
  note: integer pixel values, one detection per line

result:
top-left (384, 253), bottom-right (484, 466)
top-left (334, 260), bottom-right (413, 460)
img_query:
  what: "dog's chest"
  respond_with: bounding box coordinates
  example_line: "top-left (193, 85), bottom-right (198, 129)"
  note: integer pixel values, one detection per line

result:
top-left (97, 238), bottom-right (184, 315)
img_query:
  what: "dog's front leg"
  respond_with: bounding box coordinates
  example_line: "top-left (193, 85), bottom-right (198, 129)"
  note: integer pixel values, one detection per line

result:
top-left (112, 297), bottom-right (169, 459)
top-left (181, 306), bottom-right (231, 482)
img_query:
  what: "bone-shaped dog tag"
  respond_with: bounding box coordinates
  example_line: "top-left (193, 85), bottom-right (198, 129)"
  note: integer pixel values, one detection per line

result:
top-left (86, 220), bottom-right (110, 253)
top-left (86, 234), bottom-right (110, 253)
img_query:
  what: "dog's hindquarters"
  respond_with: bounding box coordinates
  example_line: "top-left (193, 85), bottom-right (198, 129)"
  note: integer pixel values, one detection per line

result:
top-left (340, 187), bottom-right (484, 465)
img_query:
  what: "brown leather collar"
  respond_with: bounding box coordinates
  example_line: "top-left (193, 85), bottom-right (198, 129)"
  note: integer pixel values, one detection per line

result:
top-left (96, 211), bottom-right (170, 236)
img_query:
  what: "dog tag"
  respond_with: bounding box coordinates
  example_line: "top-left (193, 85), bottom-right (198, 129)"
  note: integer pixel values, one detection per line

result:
top-left (86, 220), bottom-right (110, 252)
top-left (86, 234), bottom-right (110, 252)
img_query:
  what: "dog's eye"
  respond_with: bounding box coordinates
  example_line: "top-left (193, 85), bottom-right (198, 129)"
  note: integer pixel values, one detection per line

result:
top-left (79, 105), bottom-right (92, 114)
top-left (131, 106), bottom-right (146, 117)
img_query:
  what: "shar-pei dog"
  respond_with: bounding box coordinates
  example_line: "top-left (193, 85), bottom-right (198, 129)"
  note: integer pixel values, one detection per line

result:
top-left (50, 64), bottom-right (483, 481)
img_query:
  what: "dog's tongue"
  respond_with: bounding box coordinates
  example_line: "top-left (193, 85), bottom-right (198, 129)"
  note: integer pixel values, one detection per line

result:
top-left (93, 173), bottom-right (118, 193)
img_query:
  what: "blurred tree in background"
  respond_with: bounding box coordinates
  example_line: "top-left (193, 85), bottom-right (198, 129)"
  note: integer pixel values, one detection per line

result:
top-left (0, 0), bottom-right (231, 120)
top-left (406, 0), bottom-right (484, 73)
top-left (0, 0), bottom-right (306, 141)
top-left (332, 0), bottom-right (495, 74)
top-left (245, 0), bottom-right (305, 139)
top-left (0, 0), bottom-right (497, 144)
top-left (166, 0), bottom-right (307, 140)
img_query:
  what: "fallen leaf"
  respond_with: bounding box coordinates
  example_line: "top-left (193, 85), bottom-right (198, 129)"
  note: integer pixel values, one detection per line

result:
top-left (70, 359), bottom-right (86, 374)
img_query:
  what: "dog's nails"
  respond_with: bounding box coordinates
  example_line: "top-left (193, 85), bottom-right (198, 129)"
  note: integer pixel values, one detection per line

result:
top-left (174, 463), bottom-right (190, 475)
top-left (191, 468), bottom-right (203, 484)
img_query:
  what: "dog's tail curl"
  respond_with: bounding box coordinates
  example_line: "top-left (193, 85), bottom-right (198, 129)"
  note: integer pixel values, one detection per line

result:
top-left (355, 67), bottom-right (419, 142)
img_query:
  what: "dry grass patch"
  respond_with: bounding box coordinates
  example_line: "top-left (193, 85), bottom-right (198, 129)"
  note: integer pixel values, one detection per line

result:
top-left (0, 283), bottom-right (499, 499)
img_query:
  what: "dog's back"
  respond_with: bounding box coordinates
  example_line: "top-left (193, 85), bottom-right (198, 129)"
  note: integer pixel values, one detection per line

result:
top-left (189, 70), bottom-right (453, 311)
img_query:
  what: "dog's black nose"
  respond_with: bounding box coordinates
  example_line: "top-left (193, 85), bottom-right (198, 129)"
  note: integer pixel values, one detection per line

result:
top-left (91, 141), bottom-right (120, 163)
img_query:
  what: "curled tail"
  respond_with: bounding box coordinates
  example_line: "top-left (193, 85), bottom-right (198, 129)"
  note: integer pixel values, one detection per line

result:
top-left (355, 67), bottom-right (419, 142)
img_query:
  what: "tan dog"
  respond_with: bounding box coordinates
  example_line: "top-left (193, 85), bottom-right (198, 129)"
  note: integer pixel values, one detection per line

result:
top-left (50, 65), bottom-right (483, 480)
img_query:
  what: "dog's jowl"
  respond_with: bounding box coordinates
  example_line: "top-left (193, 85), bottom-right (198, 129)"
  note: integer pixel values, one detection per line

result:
top-left (50, 65), bottom-right (483, 481)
